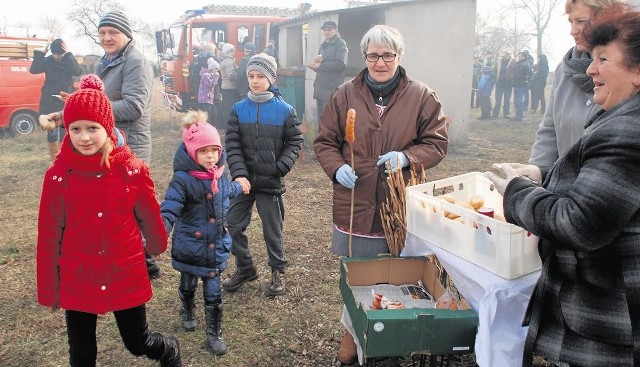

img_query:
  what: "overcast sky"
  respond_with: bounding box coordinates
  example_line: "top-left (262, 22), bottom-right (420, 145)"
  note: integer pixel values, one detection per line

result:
top-left (0, 0), bottom-right (588, 67)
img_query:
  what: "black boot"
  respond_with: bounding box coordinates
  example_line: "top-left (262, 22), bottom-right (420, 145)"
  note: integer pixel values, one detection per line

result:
top-left (146, 250), bottom-right (161, 279)
top-left (179, 290), bottom-right (197, 331)
top-left (205, 302), bottom-right (228, 356)
top-left (146, 331), bottom-right (181, 367)
top-left (221, 265), bottom-right (258, 292)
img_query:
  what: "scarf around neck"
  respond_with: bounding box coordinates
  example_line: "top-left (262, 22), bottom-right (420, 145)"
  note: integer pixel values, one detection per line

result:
top-left (189, 165), bottom-right (224, 194)
top-left (247, 84), bottom-right (282, 103)
top-left (561, 47), bottom-right (595, 94)
top-left (365, 69), bottom-right (401, 116)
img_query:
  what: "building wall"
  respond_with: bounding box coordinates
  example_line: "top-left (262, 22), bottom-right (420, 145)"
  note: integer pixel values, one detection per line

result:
top-left (283, 0), bottom-right (476, 147)
top-left (384, 0), bottom-right (475, 146)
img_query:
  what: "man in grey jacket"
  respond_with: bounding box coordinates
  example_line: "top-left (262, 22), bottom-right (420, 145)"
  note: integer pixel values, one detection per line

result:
top-left (307, 21), bottom-right (348, 120)
top-left (97, 11), bottom-right (158, 277)
top-left (96, 11), bottom-right (154, 165)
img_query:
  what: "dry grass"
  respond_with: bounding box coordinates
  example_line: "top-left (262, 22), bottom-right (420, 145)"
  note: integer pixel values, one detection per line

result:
top-left (0, 84), bottom-right (551, 366)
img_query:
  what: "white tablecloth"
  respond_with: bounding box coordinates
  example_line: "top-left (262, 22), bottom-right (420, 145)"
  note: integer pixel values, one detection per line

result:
top-left (401, 233), bottom-right (541, 367)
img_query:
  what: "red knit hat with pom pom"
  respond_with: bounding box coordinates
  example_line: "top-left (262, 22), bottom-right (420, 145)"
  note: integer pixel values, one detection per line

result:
top-left (63, 74), bottom-right (116, 144)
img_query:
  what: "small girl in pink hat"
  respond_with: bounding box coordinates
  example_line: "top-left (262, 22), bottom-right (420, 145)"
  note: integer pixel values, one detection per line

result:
top-left (160, 110), bottom-right (249, 355)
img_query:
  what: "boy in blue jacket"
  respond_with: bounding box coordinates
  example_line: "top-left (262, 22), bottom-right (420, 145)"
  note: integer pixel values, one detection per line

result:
top-left (478, 66), bottom-right (496, 119)
top-left (223, 53), bottom-right (304, 297)
top-left (161, 110), bottom-right (249, 355)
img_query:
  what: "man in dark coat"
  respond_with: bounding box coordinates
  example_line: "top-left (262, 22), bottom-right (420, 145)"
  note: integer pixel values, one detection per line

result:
top-left (29, 38), bottom-right (82, 161)
top-left (306, 20), bottom-right (348, 121)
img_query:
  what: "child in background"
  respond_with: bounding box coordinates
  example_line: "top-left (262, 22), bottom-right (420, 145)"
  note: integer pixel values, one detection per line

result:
top-left (478, 66), bottom-right (496, 120)
top-left (161, 110), bottom-right (248, 356)
top-left (36, 74), bottom-right (181, 367)
top-left (198, 58), bottom-right (220, 127)
top-left (223, 53), bottom-right (304, 297)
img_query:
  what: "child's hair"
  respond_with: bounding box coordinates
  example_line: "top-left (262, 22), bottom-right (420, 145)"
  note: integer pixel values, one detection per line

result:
top-left (100, 139), bottom-right (114, 168)
top-left (181, 110), bottom-right (222, 162)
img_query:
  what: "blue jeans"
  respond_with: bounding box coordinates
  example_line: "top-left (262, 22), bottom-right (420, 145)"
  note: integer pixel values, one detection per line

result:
top-left (180, 271), bottom-right (222, 305)
top-left (513, 86), bottom-right (527, 120)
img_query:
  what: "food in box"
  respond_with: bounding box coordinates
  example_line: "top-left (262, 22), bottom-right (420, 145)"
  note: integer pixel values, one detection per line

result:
top-left (340, 256), bottom-right (478, 359)
top-left (405, 172), bottom-right (541, 279)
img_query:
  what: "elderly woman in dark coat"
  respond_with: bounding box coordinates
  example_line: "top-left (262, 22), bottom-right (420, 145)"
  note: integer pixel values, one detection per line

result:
top-left (486, 8), bottom-right (640, 367)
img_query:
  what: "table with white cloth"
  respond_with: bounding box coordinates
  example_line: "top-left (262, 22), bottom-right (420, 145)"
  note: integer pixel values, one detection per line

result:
top-left (397, 233), bottom-right (541, 367)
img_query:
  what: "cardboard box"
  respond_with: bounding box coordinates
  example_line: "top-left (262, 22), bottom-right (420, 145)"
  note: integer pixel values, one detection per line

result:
top-left (406, 172), bottom-right (541, 279)
top-left (340, 257), bottom-right (478, 359)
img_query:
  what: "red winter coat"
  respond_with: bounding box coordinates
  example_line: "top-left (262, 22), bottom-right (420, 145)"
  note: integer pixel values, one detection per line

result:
top-left (37, 137), bottom-right (167, 314)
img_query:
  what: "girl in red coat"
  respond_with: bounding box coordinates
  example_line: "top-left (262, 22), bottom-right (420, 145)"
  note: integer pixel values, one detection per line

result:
top-left (36, 74), bottom-right (181, 367)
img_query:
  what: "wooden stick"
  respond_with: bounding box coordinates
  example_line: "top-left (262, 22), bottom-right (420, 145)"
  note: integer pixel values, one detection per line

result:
top-left (345, 109), bottom-right (356, 257)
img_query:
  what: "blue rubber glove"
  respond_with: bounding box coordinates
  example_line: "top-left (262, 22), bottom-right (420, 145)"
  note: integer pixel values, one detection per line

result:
top-left (336, 164), bottom-right (357, 189)
top-left (376, 151), bottom-right (409, 172)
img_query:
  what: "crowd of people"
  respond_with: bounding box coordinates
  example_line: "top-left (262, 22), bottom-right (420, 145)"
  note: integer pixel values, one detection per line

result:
top-left (472, 48), bottom-right (550, 122)
top-left (30, 0), bottom-right (640, 365)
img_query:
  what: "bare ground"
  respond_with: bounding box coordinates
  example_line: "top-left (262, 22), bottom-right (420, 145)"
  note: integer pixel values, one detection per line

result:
top-left (0, 92), bottom-right (552, 366)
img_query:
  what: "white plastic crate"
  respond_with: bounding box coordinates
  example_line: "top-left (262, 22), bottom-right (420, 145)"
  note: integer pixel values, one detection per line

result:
top-left (406, 172), bottom-right (541, 279)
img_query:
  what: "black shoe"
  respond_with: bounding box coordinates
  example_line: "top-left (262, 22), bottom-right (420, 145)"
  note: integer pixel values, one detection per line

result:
top-left (266, 269), bottom-right (285, 296)
top-left (222, 266), bottom-right (258, 292)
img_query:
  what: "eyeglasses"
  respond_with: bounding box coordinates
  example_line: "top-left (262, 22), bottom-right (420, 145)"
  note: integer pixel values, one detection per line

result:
top-left (364, 53), bottom-right (397, 62)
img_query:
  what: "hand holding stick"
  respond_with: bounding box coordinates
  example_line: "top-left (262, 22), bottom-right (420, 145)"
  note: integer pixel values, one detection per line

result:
top-left (345, 108), bottom-right (356, 257)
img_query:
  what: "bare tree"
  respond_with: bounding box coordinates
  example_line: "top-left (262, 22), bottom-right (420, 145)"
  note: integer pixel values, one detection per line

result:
top-left (518, 0), bottom-right (561, 55)
top-left (67, 0), bottom-right (124, 46)
top-left (501, 0), bottom-right (536, 56)
top-left (37, 16), bottom-right (65, 39)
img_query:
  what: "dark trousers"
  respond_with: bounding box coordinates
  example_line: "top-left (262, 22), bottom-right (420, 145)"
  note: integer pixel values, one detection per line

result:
top-left (479, 95), bottom-right (492, 118)
top-left (316, 97), bottom-right (328, 121)
top-left (65, 305), bottom-right (162, 366)
top-left (492, 84), bottom-right (512, 117)
top-left (180, 271), bottom-right (222, 305)
top-left (530, 84), bottom-right (546, 113)
top-left (220, 89), bottom-right (240, 131)
top-left (226, 191), bottom-right (287, 271)
top-left (197, 103), bottom-right (218, 129)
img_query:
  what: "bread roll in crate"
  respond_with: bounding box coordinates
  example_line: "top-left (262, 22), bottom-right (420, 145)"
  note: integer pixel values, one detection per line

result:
top-left (405, 172), bottom-right (541, 279)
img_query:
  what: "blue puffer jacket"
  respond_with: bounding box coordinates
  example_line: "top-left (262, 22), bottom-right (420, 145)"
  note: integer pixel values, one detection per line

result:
top-left (226, 94), bottom-right (304, 194)
top-left (160, 144), bottom-right (242, 277)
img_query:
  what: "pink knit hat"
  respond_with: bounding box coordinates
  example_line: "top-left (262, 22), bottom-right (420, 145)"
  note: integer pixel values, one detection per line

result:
top-left (182, 121), bottom-right (221, 161)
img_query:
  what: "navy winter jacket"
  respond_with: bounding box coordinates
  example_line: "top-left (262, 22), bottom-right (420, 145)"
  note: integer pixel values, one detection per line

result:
top-left (226, 95), bottom-right (304, 194)
top-left (161, 144), bottom-right (242, 277)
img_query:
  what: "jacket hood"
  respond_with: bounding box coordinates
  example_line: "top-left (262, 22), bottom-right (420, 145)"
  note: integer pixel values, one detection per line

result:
top-left (173, 142), bottom-right (227, 172)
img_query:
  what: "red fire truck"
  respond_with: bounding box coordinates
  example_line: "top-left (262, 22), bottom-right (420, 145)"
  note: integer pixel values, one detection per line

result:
top-left (155, 5), bottom-right (296, 112)
top-left (0, 36), bottom-right (47, 136)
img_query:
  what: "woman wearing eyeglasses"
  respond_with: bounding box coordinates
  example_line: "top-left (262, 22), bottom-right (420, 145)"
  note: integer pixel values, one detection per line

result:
top-left (313, 24), bottom-right (449, 365)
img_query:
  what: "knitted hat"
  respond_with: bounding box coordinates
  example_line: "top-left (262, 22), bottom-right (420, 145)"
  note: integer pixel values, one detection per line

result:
top-left (182, 114), bottom-right (222, 162)
top-left (98, 11), bottom-right (133, 39)
top-left (63, 74), bottom-right (117, 144)
top-left (50, 38), bottom-right (64, 54)
top-left (246, 53), bottom-right (277, 85)
top-left (222, 43), bottom-right (235, 55)
top-left (207, 57), bottom-right (219, 70)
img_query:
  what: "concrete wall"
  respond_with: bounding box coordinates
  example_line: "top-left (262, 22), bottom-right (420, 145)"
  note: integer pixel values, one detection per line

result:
top-left (386, 0), bottom-right (476, 147)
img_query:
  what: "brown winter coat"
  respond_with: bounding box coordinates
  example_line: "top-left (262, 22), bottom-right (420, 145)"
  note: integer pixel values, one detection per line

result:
top-left (314, 67), bottom-right (448, 234)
